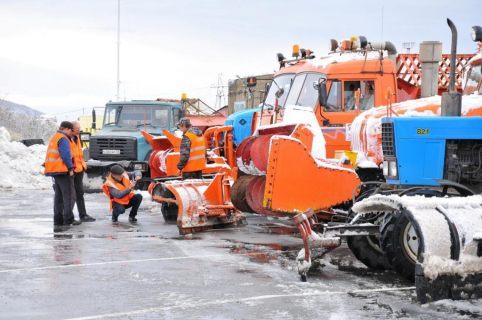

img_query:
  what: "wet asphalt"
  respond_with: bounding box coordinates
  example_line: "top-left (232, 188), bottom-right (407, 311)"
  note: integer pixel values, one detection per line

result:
top-left (0, 189), bottom-right (480, 320)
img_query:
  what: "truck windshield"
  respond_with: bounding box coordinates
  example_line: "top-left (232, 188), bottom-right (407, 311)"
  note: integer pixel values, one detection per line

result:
top-left (264, 74), bottom-right (295, 108)
top-left (103, 105), bottom-right (171, 128)
top-left (285, 73), bottom-right (325, 109)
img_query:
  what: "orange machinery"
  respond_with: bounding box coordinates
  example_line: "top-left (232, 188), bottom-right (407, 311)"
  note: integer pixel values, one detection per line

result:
top-left (251, 37), bottom-right (474, 159)
top-left (143, 127), bottom-right (243, 234)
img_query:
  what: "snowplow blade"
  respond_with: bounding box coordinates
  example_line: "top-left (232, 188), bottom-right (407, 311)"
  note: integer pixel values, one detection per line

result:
top-left (262, 135), bottom-right (360, 214)
top-left (151, 174), bottom-right (245, 234)
top-left (353, 195), bottom-right (482, 303)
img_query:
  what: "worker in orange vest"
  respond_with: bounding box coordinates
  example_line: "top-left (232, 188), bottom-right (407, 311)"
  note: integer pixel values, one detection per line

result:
top-left (70, 121), bottom-right (96, 222)
top-left (176, 118), bottom-right (206, 179)
top-left (102, 165), bottom-right (143, 223)
top-left (44, 121), bottom-right (81, 231)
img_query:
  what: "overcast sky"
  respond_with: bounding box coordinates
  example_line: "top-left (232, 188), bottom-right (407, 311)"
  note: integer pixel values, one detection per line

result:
top-left (0, 0), bottom-right (479, 119)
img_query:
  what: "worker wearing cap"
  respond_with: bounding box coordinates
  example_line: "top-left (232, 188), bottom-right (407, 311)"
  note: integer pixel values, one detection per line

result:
top-left (44, 121), bottom-right (81, 231)
top-left (176, 117), bottom-right (206, 179)
top-left (102, 165), bottom-right (143, 223)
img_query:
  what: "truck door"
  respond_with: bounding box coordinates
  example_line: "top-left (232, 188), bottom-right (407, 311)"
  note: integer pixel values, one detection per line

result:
top-left (320, 79), bottom-right (375, 126)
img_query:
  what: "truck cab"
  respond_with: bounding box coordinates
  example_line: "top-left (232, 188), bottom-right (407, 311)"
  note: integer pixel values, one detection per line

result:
top-left (86, 100), bottom-right (184, 188)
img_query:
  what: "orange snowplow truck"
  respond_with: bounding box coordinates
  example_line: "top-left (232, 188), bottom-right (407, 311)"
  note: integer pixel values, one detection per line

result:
top-left (253, 36), bottom-right (474, 159)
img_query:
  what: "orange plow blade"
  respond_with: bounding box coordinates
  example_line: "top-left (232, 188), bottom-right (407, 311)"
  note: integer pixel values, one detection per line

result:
top-left (263, 136), bottom-right (360, 214)
top-left (152, 175), bottom-right (245, 234)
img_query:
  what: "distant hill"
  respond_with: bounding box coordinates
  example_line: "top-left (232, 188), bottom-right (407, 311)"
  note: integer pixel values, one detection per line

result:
top-left (0, 99), bottom-right (43, 117)
top-left (0, 99), bottom-right (55, 142)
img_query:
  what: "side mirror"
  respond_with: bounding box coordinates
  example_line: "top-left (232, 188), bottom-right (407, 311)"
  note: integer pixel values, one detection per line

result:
top-left (314, 77), bottom-right (328, 106)
top-left (275, 88), bottom-right (284, 99)
top-left (91, 108), bottom-right (96, 130)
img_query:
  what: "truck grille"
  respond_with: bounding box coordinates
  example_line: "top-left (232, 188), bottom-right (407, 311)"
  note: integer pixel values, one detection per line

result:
top-left (89, 136), bottom-right (137, 161)
top-left (381, 123), bottom-right (396, 157)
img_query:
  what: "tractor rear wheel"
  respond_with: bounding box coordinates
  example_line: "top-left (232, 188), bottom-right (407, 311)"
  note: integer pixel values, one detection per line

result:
top-left (380, 211), bottom-right (420, 281)
top-left (347, 235), bottom-right (391, 270)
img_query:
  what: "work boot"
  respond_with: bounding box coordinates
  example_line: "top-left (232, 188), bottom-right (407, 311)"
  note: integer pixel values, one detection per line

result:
top-left (54, 224), bottom-right (70, 232)
top-left (70, 219), bottom-right (82, 226)
top-left (112, 215), bottom-right (118, 223)
top-left (80, 215), bottom-right (96, 222)
top-left (128, 216), bottom-right (137, 223)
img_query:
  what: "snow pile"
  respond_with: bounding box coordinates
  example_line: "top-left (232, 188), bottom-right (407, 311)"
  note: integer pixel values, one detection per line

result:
top-left (0, 127), bottom-right (51, 190)
top-left (423, 254), bottom-right (482, 280)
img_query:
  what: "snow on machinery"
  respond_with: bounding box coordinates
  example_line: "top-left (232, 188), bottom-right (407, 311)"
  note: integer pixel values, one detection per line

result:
top-left (291, 20), bottom-right (482, 302)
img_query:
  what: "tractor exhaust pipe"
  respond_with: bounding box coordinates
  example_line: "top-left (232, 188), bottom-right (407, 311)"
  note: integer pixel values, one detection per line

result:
top-left (441, 18), bottom-right (462, 116)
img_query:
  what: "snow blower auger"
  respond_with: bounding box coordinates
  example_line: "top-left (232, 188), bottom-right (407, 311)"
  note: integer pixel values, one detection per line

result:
top-left (143, 127), bottom-right (245, 234)
top-left (230, 105), bottom-right (361, 280)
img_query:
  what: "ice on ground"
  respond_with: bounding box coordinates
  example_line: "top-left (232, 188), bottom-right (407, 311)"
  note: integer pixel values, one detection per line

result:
top-left (0, 127), bottom-right (50, 190)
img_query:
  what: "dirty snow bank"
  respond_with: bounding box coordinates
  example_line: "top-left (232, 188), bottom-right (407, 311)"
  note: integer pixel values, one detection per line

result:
top-left (0, 127), bottom-right (50, 190)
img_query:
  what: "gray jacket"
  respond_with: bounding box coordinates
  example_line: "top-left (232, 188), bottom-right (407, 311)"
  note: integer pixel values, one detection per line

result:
top-left (177, 127), bottom-right (203, 170)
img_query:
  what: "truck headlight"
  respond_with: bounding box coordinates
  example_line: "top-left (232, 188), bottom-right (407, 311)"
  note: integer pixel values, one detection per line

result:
top-left (388, 160), bottom-right (398, 177)
top-left (383, 161), bottom-right (389, 176)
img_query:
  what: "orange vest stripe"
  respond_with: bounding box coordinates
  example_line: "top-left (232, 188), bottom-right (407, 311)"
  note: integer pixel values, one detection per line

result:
top-left (44, 132), bottom-right (70, 174)
top-left (71, 137), bottom-right (87, 173)
top-left (102, 173), bottom-right (135, 211)
top-left (183, 131), bottom-right (206, 172)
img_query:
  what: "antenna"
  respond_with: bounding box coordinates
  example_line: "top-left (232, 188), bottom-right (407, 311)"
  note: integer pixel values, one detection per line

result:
top-left (380, 5), bottom-right (384, 43)
top-left (116, 0), bottom-right (121, 101)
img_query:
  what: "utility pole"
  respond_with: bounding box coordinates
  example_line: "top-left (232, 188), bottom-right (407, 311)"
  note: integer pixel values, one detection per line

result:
top-left (116, 0), bottom-right (121, 101)
top-left (210, 73), bottom-right (228, 109)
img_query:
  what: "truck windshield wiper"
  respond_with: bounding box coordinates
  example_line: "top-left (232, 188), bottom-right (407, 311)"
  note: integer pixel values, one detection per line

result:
top-left (104, 122), bottom-right (117, 126)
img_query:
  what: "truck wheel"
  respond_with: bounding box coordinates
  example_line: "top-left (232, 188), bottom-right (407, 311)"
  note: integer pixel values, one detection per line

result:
top-left (152, 184), bottom-right (178, 222)
top-left (347, 235), bottom-right (391, 270)
top-left (380, 211), bottom-right (420, 281)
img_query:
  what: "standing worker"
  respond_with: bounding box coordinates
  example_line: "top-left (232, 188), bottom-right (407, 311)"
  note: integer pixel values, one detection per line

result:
top-left (102, 165), bottom-right (143, 223)
top-left (71, 121), bottom-right (96, 222)
top-left (176, 118), bottom-right (206, 179)
top-left (44, 121), bottom-right (81, 231)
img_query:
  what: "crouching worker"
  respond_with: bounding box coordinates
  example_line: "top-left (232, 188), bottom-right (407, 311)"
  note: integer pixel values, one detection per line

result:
top-left (102, 165), bottom-right (143, 223)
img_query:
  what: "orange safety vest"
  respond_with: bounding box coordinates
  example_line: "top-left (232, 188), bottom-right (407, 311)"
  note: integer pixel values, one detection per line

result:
top-left (71, 137), bottom-right (87, 173)
top-left (102, 173), bottom-right (135, 210)
top-left (183, 131), bottom-right (207, 172)
top-left (44, 132), bottom-right (70, 175)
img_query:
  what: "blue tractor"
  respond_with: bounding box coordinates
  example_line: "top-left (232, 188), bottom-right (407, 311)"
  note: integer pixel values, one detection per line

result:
top-left (350, 20), bottom-right (482, 303)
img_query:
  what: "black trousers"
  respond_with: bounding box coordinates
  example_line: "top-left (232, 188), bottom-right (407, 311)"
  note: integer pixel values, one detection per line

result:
top-left (182, 170), bottom-right (202, 180)
top-left (112, 193), bottom-right (143, 219)
top-left (53, 175), bottom-right (75, 225)
top-left (73, 172), bottom-right (87, 218)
